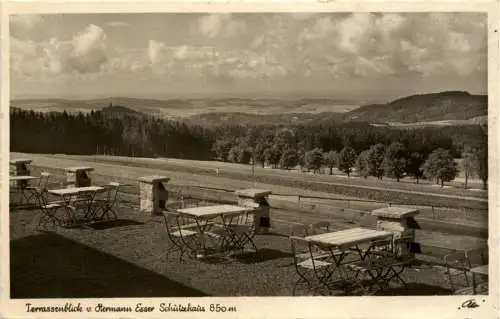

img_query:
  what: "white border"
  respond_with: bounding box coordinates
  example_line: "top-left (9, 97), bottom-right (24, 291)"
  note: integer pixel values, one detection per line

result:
top-left (1, 1), bottom-right (499, 318)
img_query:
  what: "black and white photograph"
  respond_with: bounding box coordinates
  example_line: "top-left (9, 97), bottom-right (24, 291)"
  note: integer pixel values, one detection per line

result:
top-left (3, 3), bottom-right (498, 317)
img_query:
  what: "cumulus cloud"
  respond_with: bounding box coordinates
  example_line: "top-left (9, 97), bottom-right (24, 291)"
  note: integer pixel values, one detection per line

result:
top-left (11, 24), bottom-right (109, 80)
top-left (107, 20), bottom-right (130, 27)
top-left (196, 13), bottom-right (246, 38)
top-left (11, 15), bottom-right (44, 31)
top-left (11, 13), bottom-right (486, 86)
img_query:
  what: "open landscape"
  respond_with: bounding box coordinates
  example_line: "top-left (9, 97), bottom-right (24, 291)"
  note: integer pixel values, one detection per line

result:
top-left (7, 11), bottom-right (491, 308)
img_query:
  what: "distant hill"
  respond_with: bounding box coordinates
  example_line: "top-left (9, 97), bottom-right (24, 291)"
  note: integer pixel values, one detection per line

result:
top-left (343, 91), bottom-right (487, 124)
top-left (99, 105), bottom-right (142, 116)
top-left (10, 91), bottom-right (488, 127)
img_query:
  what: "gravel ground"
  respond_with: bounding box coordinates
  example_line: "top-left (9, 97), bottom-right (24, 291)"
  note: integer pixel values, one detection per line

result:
top-left (10, 200), bottom-right (459, 298)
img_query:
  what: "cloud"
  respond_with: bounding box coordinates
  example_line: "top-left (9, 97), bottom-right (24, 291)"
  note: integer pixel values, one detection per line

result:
top-left (196, 13), bottom-right (246, 38)
top-left (11, 13), bottom-right (486, 86)
top-left (10, 15), bottom-right (44, 31)
top-left (11, 24), bottom-right (109, 80)
top-left (107, 21), bottom-right (130, 27)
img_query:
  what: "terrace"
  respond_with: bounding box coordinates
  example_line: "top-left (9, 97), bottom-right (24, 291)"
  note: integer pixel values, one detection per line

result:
top-left (9, 162), bottom-right (488, 298)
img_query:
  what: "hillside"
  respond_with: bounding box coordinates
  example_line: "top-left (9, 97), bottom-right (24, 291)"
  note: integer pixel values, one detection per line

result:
top-left (10, 91), bottom-right (488, 126)
top-left (343, 91), bottom-right (487, 124)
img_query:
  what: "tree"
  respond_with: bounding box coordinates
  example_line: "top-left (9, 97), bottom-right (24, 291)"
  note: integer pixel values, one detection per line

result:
top-left (461, 146), bottom-right (475, 189)
top-left (264, 145), bottom-right (281, 168)
top-left (305, 148), bottom-right (324, 174)
top-left (383, 142), bottom-right (407, 182)
top-left (279, 148), bottom-right (298, 170)
top-left (367, 143), bottom-right (386, 179)
top-left (227, 146), bottom-right (240, 163)
top-left (422, 148), bottom-right (459, 187)
top-left (338, 146), bottom-right (357, 177)
top-left (253, 142), bottom-right (267, 167)
top-left (406, 152), bottom-right (425, 184)
top-left (472, 142), bottom-right (488, 190)
top-left (324, 150), bottom-right (337, 175)
top-left (356, 150), bottom-right (370, 178)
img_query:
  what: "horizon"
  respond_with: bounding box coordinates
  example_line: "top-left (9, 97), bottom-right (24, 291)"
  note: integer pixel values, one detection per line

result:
top-left (11, 13), bottom-right (487, 101)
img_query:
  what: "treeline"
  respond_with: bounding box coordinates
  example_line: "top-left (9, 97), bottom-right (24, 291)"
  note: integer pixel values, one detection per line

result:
top-left (211, 122), bottom-right (488, 188)
top-left (10, 107), bottom-right (488, 188)
top-left (10, 108), bottom-right (214, 160)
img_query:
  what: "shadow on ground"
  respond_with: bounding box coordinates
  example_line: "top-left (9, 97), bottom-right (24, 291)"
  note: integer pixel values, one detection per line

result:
top-left (10, 232), bottom-right (209, 298)
top-left (378, 283), bottom-right (451, 296)
top-left (86, 219), bottom-right (144, 230)
top-left (232, 248), bottom-right (294, 264)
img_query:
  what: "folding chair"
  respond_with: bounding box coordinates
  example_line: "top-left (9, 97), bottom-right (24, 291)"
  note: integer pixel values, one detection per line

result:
top-left (290, 235), bottom-right (332, 296)
top-left (162, 210), bottom-right (202, 262)
top-left (465, 247), bottom-right (489, 294)
top-left (346, 238), bottom-right (395, 294)
top-left (92, 182), bottom-right (120, 220)
top-left (33, 189), bottom-right (64, 230)
top-left (223, 211), bottom-right (258, 254)
top-left (15, 173), bottom-right (50, 207)
top-left (380, 236), bottom-right (416, 289)
top-left (444, 251), bottom-right (475, 295)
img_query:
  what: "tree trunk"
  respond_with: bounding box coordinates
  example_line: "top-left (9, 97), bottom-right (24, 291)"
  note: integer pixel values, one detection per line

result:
top-left (329, 167), bottom-right (333, 175)
top-left (464, 173), bottom-right (468, 189)
top-left (396, 177), bottom-right (400, 182)
top-left (416, 176), bottom-right (419, 184)
top-left (483, 179), bottom-right (487, 190)
top-left (441, 179), bottom-right (444, 188)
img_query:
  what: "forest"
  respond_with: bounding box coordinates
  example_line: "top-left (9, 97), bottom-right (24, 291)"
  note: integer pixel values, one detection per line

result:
top-left (10, 105), bottom-right (488, 188)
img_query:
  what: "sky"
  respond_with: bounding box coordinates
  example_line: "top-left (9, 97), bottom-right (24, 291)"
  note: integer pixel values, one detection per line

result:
top-left (10, 12), bottom-right (488, 101)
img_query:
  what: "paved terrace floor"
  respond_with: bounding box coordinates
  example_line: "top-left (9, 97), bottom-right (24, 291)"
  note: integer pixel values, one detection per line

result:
top-left (10, 201), bottom-right (458, 298)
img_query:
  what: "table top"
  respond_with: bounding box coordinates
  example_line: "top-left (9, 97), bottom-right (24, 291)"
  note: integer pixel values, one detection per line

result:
top-left (305, 227), bottom-right (394, 247)
top-left (10, 159), bottom-right (32, 164)
top-left (371, 206), bottom-right (419, 219)
top-left (64, 166), bottom-right (95, 172)
top-left (470, 265), bottom-right (488, 276)
top-left (49, 186), bottom-right (105, 196)
top-left (176, 204), bottom-right (254, 219)
top-left (9, 175), bottom-right (39, 181)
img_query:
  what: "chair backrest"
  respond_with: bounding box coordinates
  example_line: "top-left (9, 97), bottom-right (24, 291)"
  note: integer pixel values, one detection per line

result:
top-left (310, 221), bottom-right (331, 234)
top-left (465, 247), bottom-right (488, 268)
top-left (360, 214), bottom-right (378, 229)
top-left (290, 223), bottom-right (310, 237)
top-left (290, 235), bottom-right (312, 266)
top-left (444, 252), bottom-right (471, 292)
top-left (367, 238), bottom-right (394, 259)
top-left (39, 172), bottom-right (50, 190)
top-left (105, 182), bottom-right (120, 205)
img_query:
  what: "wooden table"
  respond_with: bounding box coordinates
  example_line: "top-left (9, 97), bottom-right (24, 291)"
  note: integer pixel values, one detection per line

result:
top-left (49, 186), bottom-right (106, 223)
top-left (304, 227), bottom-right (395, 291)
top-left (470, 264), bottom-right (488, 295)
top-left (9, 175), bottom-right (40, 206)
top-left (177, 204), bottom-right (253, 219)
top-left (10, 175), bottom-right (39, 182)
top-left (305, 227), bottom-right (394, 248)
top-left (470, 265), bottom-right (488, 276)
top-left (175, 204), bottom-right (256, 257)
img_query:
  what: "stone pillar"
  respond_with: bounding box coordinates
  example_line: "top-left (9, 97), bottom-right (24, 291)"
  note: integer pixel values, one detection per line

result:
top-left (371, 206), bottom-right (419, 258)
top-left (65, 167), bottom-right (94, 188)
top-left (138, 175), bottom-right (170, 216)
top-left (10, 159), bottom-right (32, 188)
top-left (235, 188), bottom-right (272, 234)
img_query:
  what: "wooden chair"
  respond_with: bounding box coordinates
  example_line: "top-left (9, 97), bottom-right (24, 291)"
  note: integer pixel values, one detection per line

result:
top-left (290, 235), bottom-right (332, 296)
top-left (24, 172), bottom-right (51, 206)
top-left (465, 247), bottom-right (489, 294)
top-left (92, 182), bottom-right (120, 220)
top-left (33, 189), bottom-right (64, 230)
top-left (444, 251), bottom-right (474, 295)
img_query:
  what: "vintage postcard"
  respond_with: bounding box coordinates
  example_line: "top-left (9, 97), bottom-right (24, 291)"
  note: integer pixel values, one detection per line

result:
top-left (1, 0), bottom-right (498, 318)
